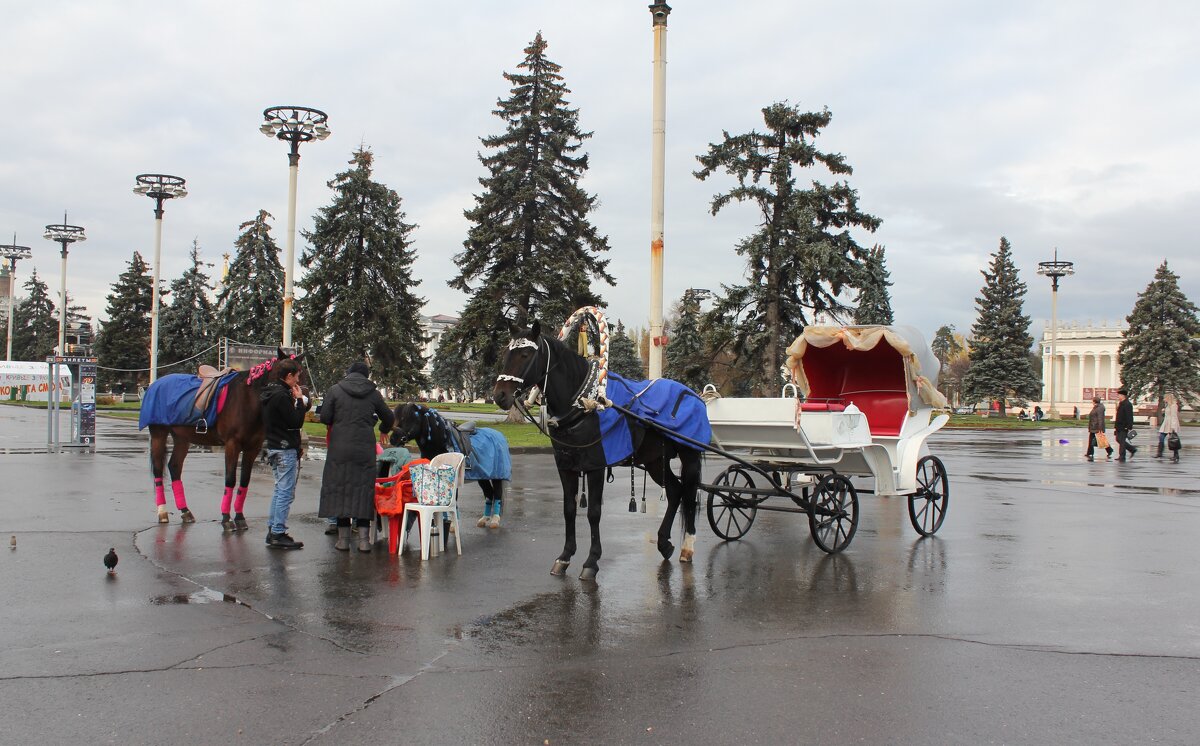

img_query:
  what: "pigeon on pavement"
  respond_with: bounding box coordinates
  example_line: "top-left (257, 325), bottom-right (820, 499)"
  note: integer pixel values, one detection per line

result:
top-left (103, 548), bottom-right (118, 574)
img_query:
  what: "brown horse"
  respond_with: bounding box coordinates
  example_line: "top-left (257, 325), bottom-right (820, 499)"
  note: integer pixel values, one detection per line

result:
top-left (146, 349), bottom-right (303, 529)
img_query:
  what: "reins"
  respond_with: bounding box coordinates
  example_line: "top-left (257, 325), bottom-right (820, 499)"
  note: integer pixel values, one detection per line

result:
top-left (500, 335), bottom-right (609, 450)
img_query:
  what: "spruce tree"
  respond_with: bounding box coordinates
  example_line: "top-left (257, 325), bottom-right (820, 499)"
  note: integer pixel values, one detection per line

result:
top-left (665, 294), bottom-right (709, 391)
top-left (95, 252), bottom-right (154, 389)
top-left (444, 32), bottom-right (614, 374)
top-left (930, 324), bottom-right (964, 399)
top-left (1118, 260), bottom-right (1200, 409)
top-left (10, 270), bottom-right (58, 360)
top-left (215, 210), bottom-right (284, 346)
top-left (852, 245), bottom-right (894, 325)
top-left (608, 320), bottom-right (644, 380)
top-left (695, 102), bottom-right (881, 395)
top-left (160, 239), bottom-right (217, 369)
top-left (296, 148), bottom-right (428, 396)
top-left (65, 297), bottom-right (93, 355)
top-left (961, 237), bottom-right (1039, 413)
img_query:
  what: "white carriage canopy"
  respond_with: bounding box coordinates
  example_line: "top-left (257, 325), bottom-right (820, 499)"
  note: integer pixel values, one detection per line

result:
top-left (784, 326), bottom-right (948, 414)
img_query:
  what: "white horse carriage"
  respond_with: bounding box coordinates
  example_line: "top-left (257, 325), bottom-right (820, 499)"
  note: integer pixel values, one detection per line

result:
top-left (702, 325), bottom-right (950, 553)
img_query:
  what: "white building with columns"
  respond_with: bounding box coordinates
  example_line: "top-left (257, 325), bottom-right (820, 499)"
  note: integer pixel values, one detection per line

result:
top-left (1039, 320), bottom-right (1126, 412)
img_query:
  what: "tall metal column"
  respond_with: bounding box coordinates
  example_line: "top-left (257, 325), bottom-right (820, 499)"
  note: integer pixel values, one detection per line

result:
top-left (42, 217), bottom-right (86, 356)
top-left (283, 146), bottom-right (300, 348)
top-left (1038, 249), bottom-right (1074, 419)
top-left (648, 2), bottom-right (671, 379)
top-left (1, 241), bottom-right (32, 361)
top-left (134, 174), bottom-right (188, 384)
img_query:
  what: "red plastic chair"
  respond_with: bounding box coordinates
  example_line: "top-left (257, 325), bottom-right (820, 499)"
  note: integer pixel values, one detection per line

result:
top-left (374, 458), bottom-right (429, 553)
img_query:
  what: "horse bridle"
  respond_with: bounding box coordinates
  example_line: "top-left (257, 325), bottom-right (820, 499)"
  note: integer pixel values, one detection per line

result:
top-left (496, 336), bottom-right (551, 401)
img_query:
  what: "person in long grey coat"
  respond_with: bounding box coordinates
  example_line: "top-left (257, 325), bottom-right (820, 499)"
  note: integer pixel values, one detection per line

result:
top-left (319, 361), bottom-right (395, 552)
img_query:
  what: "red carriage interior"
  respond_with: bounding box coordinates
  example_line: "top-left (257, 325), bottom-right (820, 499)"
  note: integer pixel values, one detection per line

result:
top-left (799, 341), bottom-right (909, 436)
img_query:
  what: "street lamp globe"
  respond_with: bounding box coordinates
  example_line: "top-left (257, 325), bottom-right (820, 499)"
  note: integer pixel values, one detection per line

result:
top-left (42, 217), bottom-right (87, 356)
top-left (0, 241), bottom-right (33, 361)
top-left (1037, 249), bottom-right (1075, 419)
top-left (261, 105), bottom-right (331, 349)
top-left (134, 174), bottom-right (187, 383)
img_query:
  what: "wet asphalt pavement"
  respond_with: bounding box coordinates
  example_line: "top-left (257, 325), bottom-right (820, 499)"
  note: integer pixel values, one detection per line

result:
top-left (2, 405), bottom-right (1199, 744)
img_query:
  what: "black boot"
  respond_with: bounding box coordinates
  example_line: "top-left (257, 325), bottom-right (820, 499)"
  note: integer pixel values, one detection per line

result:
top-left (1156, 443), bottom-right (1164, 458)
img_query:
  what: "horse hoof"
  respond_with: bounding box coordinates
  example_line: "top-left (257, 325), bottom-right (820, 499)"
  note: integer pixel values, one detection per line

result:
top-left (579, 566), bottom-right (598, 581)
top-left (180, 509), bottom-right (196, 524)
top-left (220, 517), bottom-right (235, 532)
top-left (679, 548), bottom-right (694, 563)
top-left (157, 510), bottom-right (169, 524)
top-left (233, 516), bottom-right (248, 531)
top-left (658, 540), bottom-right (675, 560)
top-left (487, 516), bottom-right (500, 529)
top-left (551, 560), bottom-right (570, 576)
top-left (477, 516), bottom-right (488, 528)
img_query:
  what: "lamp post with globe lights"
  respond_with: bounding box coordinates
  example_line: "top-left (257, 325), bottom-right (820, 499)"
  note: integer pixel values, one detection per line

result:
top-left (133, 174), bottom-right (187, 383)
top-left (1037, 249), bottom-right (1074, 419)
top-left (260, 106), bottom-right (330, 349)
top-left (42, 216), bottom-right (86, 356)
top-left (0, 240), bottom-right (33, 361)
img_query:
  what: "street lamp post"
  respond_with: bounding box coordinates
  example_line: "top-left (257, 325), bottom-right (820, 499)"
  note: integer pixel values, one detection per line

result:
top-left (647, 3), bottom-right (671, 379)
top-left (1037, 249), bottom-right (1074, 419)
top-left (1, 240), bottom-right (33, 361)
top-left (260, 106), bottom-right (330, 349)
top-left (42, 216), bottom-right (86, 356)
top-left (133, 174), bottom-right (188, 383)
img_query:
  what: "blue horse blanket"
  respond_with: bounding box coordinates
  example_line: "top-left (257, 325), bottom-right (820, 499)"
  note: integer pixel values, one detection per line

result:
top-left (597, 374), bottom-right (712, 465)
top-left (138, 372), bottom-right (239, 430)
top-left (454, 427), bottom-right (512, 482)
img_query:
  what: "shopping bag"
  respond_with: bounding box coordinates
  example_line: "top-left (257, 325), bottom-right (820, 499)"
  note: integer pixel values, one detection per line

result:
top-left (410, 463), bottom-right (457, 506)
top-left (1094, 432), bottom-right (1109, 450)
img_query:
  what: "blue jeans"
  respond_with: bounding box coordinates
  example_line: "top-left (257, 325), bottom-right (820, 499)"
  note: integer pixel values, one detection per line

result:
top-left (267, 449), bottom-right (299, 535)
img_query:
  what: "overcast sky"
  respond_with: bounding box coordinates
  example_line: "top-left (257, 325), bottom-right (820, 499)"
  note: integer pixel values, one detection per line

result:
top-left (3, 0), bottom-right (1198, 347)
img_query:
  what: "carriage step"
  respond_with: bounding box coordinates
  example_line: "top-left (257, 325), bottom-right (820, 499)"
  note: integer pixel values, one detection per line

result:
top-left (700, 482), bottom-right (792, 497)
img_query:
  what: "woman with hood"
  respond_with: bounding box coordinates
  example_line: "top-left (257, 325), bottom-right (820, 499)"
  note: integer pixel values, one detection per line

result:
top-left (319, 361), bottom-right (394, 551)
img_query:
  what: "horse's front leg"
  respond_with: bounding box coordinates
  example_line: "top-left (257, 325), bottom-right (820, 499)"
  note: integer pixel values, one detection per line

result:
top-left (646, 457), bottom-right (678, 560)
top-left (219, 441), bottom-right (241, 530)
top-left (551, 468), bottom-right (579, 576)
top-left (677, 451), bottom-right (702, 563)
top-left (166, 431), bottom-right (194, 523)
top-left (149, 427), bottom-right (170, 523)
top-left (579, 469), bottom-right (606, 581)
top-left (232, 443), bottom-right (259, 531)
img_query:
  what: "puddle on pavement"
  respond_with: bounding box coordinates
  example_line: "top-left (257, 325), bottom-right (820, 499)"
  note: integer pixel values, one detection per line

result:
top-left (151, 587), bottom-right (241, 606)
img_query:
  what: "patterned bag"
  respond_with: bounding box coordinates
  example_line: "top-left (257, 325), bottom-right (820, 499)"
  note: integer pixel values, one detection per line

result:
top-left (410, 463), bottom-right (457, 506)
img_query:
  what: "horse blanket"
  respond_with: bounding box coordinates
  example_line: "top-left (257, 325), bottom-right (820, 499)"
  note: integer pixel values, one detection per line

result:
top-left (450, 427), bottom-right (512, 482)
top-left (138, 372), bottom-right (239, 430)
top-left (597, 374), bottom-right (712, 465)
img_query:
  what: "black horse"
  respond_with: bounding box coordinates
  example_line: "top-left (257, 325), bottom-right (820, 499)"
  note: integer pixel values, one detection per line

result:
top-left (389, 402), bottom-right (510, 528)
top-left (492, 322), bottom-right (704, 580)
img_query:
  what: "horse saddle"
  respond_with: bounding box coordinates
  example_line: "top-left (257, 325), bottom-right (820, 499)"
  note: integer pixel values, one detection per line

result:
top-left (193, 366), bottom-right (234, 433)
top-left (449, 420), bottom-right (476, 465)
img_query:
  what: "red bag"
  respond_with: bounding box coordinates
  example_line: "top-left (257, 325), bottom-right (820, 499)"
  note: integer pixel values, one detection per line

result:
top-left (374, 458), bottom-right (430, 516)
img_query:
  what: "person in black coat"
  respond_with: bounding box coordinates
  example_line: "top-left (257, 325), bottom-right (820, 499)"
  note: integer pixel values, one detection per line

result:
top-left (260, 358), bottom-right (311, 549)
top-left (319, 361), bottom-right (394, 551)
top-left (1115, 388), bottom-right (1138, 462)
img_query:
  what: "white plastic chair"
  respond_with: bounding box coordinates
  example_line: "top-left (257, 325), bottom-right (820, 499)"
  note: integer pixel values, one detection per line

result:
top-left (400, 452), bottom-right (465, 560)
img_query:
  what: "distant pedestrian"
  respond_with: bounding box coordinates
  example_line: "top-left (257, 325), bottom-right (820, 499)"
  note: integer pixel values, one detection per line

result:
top-left (1115, 389), bottom-right (1138, 462)
top-left (1157, 393), bottom-right (1182, 462)
top-left (1073, 406), bottom-right (1080, 420)
top-left (1033, 405), bottom-right (1044, 421)
top-left (1086, 397), bottom-right (1113, 461)
top-left (319, 361), bottom-right (395, 552)
top-left (261, 358), bottom-right (311, 549)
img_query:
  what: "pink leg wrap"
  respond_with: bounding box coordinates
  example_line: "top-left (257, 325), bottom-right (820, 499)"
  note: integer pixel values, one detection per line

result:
top-left (154, 478), bottom-right (166, 507)
top-left (171, 480), bottom-right (187, 510)
top-left (234, 486), bottom-right (248, 513)
top-left (221, 486), bottom-right (234, 514)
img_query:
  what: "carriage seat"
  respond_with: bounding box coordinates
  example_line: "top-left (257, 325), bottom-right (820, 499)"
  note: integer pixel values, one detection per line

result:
top-left (799, 401), bottom-right (846, 412)
top-left (839, 390), bottom-right (909, 437)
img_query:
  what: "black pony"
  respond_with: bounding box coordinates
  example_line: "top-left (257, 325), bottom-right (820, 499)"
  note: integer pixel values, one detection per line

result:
top-left (492, 322), bottom-right (704, 580)
top-left (389, 402), bottom-right (510, 528)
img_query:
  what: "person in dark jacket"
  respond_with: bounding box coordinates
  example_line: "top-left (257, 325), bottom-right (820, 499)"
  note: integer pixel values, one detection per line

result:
top-left (319, 361), bottom-right (394, 552)
top-left (1115, 388), bottom-right (1138, 461)
top-left (1085, 397), bottom-right (1113, 461)
top-left (260, 358), bottom-right (312, 549)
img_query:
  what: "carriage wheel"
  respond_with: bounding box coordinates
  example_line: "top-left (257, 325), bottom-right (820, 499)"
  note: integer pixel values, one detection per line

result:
top-left (808, 474), bottom-right (859, 554)
top-left (909, 455), bottom-right (949, 536)
top-left (706, 466), bottom-right (757, 541)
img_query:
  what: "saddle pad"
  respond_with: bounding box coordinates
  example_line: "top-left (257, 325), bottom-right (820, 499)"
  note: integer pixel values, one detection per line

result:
top-left (138, 372), bottom-right (239, 430)
top-left (461, 427), bottom-right (512, 482)
top-left (598, 374), bottom-right (713, 465)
